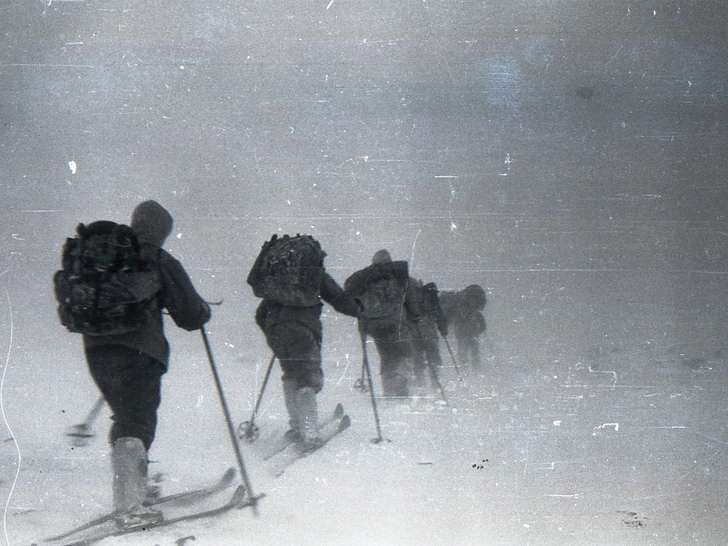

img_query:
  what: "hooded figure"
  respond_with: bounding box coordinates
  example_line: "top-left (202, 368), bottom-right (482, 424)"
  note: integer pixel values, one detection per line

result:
top-left (410, 280), bottom-right (448, 392)
top-left (81, 201), bottom-right (211, 527)
top-left (345, 250), bottom-right (421, 397)
top-left (440, 284), bottom-right (486, 371)
top-left (131, 200), bottom-right (173, 247)
top-left (250, 235), bottom-right (359, 448)
top-left (371, 249), bottom-right (392, 266)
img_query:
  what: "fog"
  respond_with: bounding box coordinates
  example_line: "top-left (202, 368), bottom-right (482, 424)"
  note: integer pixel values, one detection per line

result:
top-left (1, 1), bottom-right (727, 545)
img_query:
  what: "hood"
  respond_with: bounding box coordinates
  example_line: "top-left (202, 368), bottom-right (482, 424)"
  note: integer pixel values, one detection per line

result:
top-left (371, 249), bottom-right (392, 265)
top-left (131, 200), bottom-right (173, 247)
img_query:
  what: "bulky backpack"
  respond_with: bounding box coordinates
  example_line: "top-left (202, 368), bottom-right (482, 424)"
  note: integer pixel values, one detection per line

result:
top-left (349, 261), bottom-right (409, 320)
top-left (247, 234), bottom-right (326, 307)
top-left (53, 221), bottom-right (162, 336)
top-left (462, 284), bottom-right (486, 311)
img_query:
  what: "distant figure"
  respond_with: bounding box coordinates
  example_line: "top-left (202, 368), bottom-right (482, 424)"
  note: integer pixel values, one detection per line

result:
top-left (440, 284), bottom-right (486, 371)
top-left (53, 201), bottom-right (211, 527)
top-left (345, 250), bottom-right (421, 397)
top-left (410, 281), bottom-right (448, 393)
top-left (248, 234), bottom-right (359, 447)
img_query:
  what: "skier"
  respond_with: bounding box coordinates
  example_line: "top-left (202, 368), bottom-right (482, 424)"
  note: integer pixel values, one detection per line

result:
top-left (344, 250), bottom-right (421, 397)
top-left (441, 284), bottom-right (486, 371)
top-left (248, 235), bottom-right (359, 448)
top-left (410, 281), bottom-right (448, 393)
top-left (63, 201), bottom-right (211, 527)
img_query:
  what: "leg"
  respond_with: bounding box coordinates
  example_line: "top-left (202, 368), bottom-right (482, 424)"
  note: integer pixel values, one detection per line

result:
top-left (469, 338), bottom-right (482, 371)
top-left (86, 346), bottom-right (165, 451)
top-left (265, 322), bottom-right (323, 446)
top-left (455, 331), bottom-right (470, 368)
top-left (372, 325), bottom-right (412, 397)
top-left (423, 337), bottom-right (443, 389)
top-left (411, 337), bottom-right (427, 389)
top-left (85, 346), bottom-right (165, 523)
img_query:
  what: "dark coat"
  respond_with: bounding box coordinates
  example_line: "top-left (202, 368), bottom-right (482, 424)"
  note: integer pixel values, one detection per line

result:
top-left (344, 261), bottom-right (422, 323)
top-left (255, 271), bottom-right (359, 342)
top-left (418, 282), bottom-right (448, 338)
top-left (83, 243), bottom-right (211, 368)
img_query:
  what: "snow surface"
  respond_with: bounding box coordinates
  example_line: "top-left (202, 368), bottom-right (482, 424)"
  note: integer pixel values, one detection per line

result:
top-left (2, 0), bottom-right (727, 545)
top-left (6, 312), bottom-right (728, 546)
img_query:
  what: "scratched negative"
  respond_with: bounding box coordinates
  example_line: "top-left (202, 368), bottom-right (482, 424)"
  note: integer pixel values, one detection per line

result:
top-left (1, 1), bottom-right (727, 546)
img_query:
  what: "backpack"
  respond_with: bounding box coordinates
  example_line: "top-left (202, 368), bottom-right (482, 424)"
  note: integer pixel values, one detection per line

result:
top-left (53, 221), bottom-right (162, 336)
top-left (462, 284), bottom-right (486, 311)
top-left (350, 262), bottom-right (409, 320)
top-left (247, 234), bottom-right (326, 307)
top-left (421, 282), bottom-right (441, 314)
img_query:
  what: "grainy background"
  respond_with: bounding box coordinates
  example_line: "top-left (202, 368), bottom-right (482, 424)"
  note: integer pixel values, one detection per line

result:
top-left (1, 1), bottom-right (727, 545)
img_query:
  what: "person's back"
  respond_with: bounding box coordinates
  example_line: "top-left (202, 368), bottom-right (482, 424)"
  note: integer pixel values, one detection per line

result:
top-left (442, 284), bottom-right (486, 370)
top-left (345, 250), bottom-right (420, 397)
top-left (421, 282), bottom-right (448, 339)
top-left (58, 201), bottom-right (211, 527)
top-left (81, 201), bottom-right (212, 363)
top-left (249, 234), bottom-right (358, 446)
top-left (410, 281), bottom-right (447, 392)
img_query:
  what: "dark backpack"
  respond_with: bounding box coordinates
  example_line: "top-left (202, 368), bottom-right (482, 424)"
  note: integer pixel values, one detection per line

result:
top-left (53, 221), bottom-right (162, 336)
top-left (463, 284), bottom-right (486, 311)
top-left (438, 291), bottom-right (458, 323)
top-left (247, 234), bottom-right (326, 307)
top-left (346, 261), bottom-right (409, 320)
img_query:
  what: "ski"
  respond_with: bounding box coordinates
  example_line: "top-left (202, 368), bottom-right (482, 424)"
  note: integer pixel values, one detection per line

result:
top-left (146, 467), bottom-right (237, 507)
top-left (47, 486), bottom-right (260, 546)
top-left (260, 403), bottom-right (345, 461)
top-left (65, 424), bottom-right (95, 442)
top-left (45, 467), bottom-right (237, 542)
top-left (270, 414), bottom-right (351, 477)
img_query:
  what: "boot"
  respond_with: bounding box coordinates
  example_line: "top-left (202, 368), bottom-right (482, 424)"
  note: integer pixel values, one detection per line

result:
top-left (381, 367), bottom-right (409, 398)
top-left (112, 437), bottom-right (162, 528)
top-left (412, 364), bottom-right (427, 395)
top-left (282, 379), bottom-right (302, 442)
top-left (296, 387), bottom-right (322, 449)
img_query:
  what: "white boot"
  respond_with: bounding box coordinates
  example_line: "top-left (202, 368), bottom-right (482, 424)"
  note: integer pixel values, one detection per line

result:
top-left (112, 437), bottom-right (162, 527)
top-left (297, 387), bottom-right (322, 449)
top-left (282, 379), bottom-right (302, 442)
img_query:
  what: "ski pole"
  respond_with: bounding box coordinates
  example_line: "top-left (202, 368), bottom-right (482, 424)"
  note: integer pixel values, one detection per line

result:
top-left (353, 358), bottom-right (369, 392)
top-left (360, 326), bottom-right (385, 443)
top-left (201, 327), bottom-right (261, 516)
top-left (426, 359), bottom-right (449, 404)
top-left (443, 336), bottom-right (464, 382)
top-left (411, 321), bottom-right (448, 403)
top-left (238, 354), bottom-right (276, 442)
top-left (66, 396), bottom-right (105, 447)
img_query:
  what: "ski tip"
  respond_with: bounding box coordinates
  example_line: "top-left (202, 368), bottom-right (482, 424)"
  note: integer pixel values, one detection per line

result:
top-left (229, 485), bottom-right (248, 506)
top-left (339, 415), bottom-right (351, 430)
top-left (223, 467), bottom-right (237, 481)
top-left (333, 403), bottom-right (344, 418)
top-left (66, 432), bottom-right (95, 438)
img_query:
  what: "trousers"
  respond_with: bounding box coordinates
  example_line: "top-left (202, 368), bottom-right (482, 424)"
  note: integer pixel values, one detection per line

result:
top-left (86, 345), bottom-right (165, 450)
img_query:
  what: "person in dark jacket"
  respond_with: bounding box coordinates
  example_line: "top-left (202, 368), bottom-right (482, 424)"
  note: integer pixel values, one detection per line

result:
top-left (253, 244), bottom-right (359, 447)
top-left (411, 281), bottom-right (448, 393)
top-left (440, 284), bottom-right (486, 371)
top-left (83, 201), bottom-right (211, 526)
top-left (345, 250), bottom-right (421, 397)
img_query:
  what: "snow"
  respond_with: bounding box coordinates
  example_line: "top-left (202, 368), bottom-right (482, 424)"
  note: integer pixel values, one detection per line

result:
top-left (5, 300), bottom-right (728, 546)
top-left (2, 0), bottom-right (727, 545)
